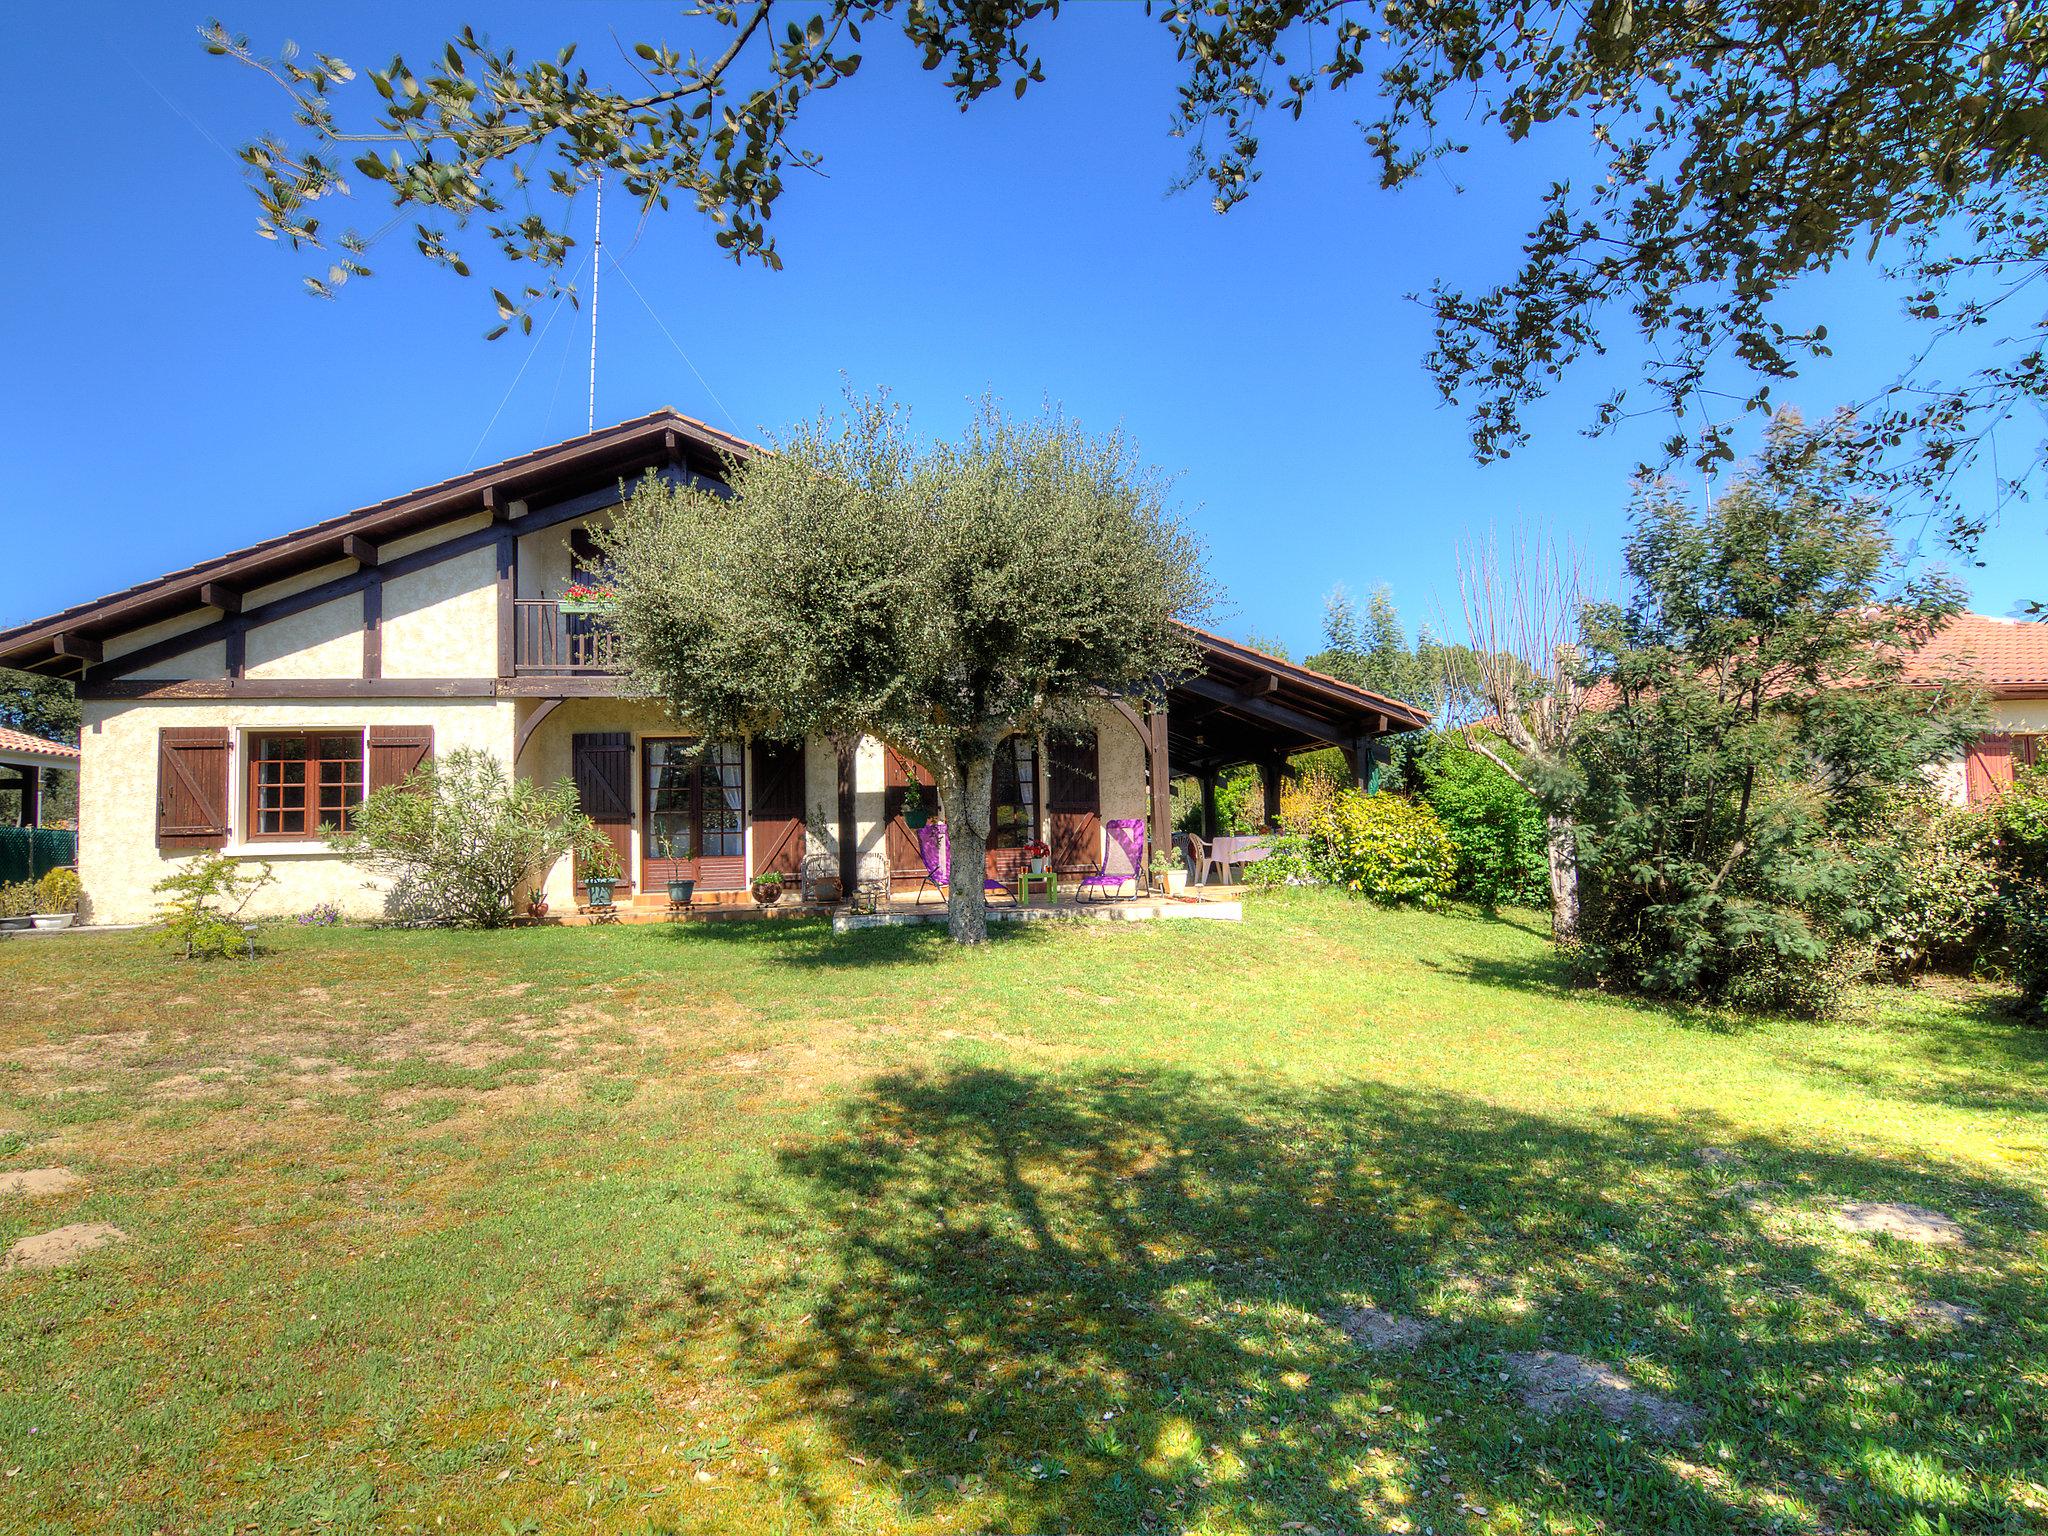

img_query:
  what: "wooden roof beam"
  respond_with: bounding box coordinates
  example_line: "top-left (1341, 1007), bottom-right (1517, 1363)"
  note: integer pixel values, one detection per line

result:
top-left (52, 633), bottom-right (101, 664)
top-left (198, 582), bottom-right (240, 614)
top-left (1178, 674), bottom-right (1354, 745)
top-left (341, 534), bottom-right (380, 567)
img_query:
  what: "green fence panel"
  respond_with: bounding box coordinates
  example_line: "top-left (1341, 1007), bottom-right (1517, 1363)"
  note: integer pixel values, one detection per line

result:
top-left (0, 828), bottom-right (77, 885)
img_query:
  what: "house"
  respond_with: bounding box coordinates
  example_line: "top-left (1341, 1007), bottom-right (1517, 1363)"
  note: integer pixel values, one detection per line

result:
top-left (1907, 612), bottom-right (2048, 804)
top-left (0, 411), bottom-right (1428, 924)
top-left (0, 727), bottom-right (78, 829)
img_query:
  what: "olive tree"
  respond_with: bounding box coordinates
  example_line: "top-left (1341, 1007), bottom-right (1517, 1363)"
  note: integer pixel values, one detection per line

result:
top-left (596, 396), bottom-right (1210, 944)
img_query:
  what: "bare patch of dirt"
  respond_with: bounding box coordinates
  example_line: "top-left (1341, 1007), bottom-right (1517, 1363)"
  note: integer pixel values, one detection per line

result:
top-left (1833, 1201), bottom-right (1966, 1245)
top-left (0, 1167), bottom-right (82, 1197)
top-left (1695, 1146), bottom-right (1741, 1167)
top-left (1906, 1298), bottom-right (1983, 1329)
top-left (1326, 1305), bottom-right (1435, 1352)
top-left (2, 1221), bottom-right (127, 1273)
top-left (1506, 1351), bottom-right (1700, 1437)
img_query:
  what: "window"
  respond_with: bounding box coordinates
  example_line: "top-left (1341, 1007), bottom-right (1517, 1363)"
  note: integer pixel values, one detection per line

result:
top-left (247, 731), bottom-right (364, 838)
top-left (990, 735), bottom-right (1040, 849)
top-left (643, 739), bottom-right (745, 861)
top-left (2021, 735), bottom-right (2043, 771)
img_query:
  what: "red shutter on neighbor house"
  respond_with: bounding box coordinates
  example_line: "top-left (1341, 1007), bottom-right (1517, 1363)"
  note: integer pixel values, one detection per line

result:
top-left (751, 738), bottom-right (807, 878)
top-left (884, 746), bottom-right (936, 881)
top-left (367, 725), bottom-right (434, 794)
top-left (1965, 734), bottom-right (2015, 804)
top-left (157, 727), bottom-right (230, 850)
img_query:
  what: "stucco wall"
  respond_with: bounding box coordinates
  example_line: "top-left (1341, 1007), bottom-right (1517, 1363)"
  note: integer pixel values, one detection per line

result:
top-left (381, 546), bottom-right (497, 678)
top-left (516, 512), bottom-right (615, 600)
top-left (246, 593), bottom-right (363, 679)
top-left (79, 697), bottom-right (517, 924)
top-left (1094, 703), bottom-right (1151, 830)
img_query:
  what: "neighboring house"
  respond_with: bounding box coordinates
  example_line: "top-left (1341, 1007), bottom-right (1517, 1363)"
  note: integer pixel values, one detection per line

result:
top-left (1907, 613), bottom-right (2048, 805)
top-left (0, 411), bottom-right (1427, 923)
top-left (0, 727), bottom-right (79, 828)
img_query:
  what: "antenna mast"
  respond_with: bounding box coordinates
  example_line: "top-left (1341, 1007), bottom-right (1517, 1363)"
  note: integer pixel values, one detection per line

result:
top-left (587, 177), bottom-right (602, 433)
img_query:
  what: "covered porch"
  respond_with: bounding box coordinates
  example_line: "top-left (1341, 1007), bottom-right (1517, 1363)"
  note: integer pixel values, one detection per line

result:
top-left (0, 728), bottom-right (80, 831)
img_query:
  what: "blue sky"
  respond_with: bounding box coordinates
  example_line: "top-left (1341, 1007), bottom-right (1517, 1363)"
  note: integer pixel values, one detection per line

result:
top-left (2, 3), bottom-right (2039, 652)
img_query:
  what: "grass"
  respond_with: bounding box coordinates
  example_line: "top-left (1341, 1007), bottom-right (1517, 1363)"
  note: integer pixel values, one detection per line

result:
top-left (0, 892), bottom-right (2044, 1535)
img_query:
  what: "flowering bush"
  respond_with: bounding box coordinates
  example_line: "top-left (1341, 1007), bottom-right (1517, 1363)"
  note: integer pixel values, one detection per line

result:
top-left (296, 902), bottom-right (343, 927)
top-left (1250, 778), bottom-right (1456, 906)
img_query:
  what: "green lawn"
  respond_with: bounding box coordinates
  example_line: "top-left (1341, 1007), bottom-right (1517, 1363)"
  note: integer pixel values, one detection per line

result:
top-left (2, 894), bottom-right (2044, 1535)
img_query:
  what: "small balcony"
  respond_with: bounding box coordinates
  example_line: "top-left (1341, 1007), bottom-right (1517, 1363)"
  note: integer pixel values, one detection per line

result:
top-left (512, 599), bottom-right (621, 675)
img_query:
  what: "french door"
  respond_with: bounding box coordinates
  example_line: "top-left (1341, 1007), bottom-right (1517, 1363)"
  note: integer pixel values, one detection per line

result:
top-left (642, 738), bottom-right (747, 891)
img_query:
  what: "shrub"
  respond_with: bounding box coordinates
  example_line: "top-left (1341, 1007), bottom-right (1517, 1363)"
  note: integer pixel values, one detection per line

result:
top-left (328, 748), bottom-right (605, 927)
top-left (0, 880), bottom-right (33, 918)
top-left (1415, 736), bottom-right (1549, 907)
top-left (154, 853), bottom-right (277, 959)
top-left (1864, 791), bottom-right (2000, 978)
top-left (31, 866), bottom-right (82, 915)
top-left (1985, 764), bottom-right (2048, 1023)
top-left (1253, 779), bottom-right (1456, 906)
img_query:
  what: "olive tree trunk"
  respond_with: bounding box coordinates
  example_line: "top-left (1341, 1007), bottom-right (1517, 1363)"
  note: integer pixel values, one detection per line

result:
top-left (1546, 812), bottom-right (1580, 941)
top-left (934, 747), bottom-right (997, 946)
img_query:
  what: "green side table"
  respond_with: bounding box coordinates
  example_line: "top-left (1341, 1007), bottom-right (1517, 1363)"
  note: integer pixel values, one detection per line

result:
top-left (1013, 869), bottom-right (1058, 905)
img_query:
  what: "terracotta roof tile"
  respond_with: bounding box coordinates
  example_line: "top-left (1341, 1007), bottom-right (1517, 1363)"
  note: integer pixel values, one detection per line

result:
top-left (0, 727), bottom-right (79, 763)
top-left (1903, 613), bottom-right (2048, 691)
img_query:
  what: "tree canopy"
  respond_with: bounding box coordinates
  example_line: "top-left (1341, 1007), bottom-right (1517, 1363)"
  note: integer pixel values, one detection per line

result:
top-left (1569, 410), bottom-right (1978, 1015)
top-left (211, 2), bottom-right (2048, 564)
top-left (596, 395), bottom-right (1211, 943)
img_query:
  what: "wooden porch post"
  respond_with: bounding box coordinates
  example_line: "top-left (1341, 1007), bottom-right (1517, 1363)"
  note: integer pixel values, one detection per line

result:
top-left (1199, 770), bottom-right (1218, 838)
top-left (1147, 707), bottom-right (1172, 864)
top-left (19, 765), bottom-right (40, 829)
top-left (1260, 754), bottom-right (1283, 829)
top-left (1348, 734), bottom-right (1373, 793)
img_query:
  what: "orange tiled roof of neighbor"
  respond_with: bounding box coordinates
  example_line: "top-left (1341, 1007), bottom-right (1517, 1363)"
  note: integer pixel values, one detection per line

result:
top-left (0, 727), bottom-right (80, 763)
top-left (1903, 613), bottom-right (2048, 692)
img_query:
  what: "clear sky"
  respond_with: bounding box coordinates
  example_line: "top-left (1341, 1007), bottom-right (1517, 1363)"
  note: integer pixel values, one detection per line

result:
top-left (3, 3), bottom-right (2039, 653)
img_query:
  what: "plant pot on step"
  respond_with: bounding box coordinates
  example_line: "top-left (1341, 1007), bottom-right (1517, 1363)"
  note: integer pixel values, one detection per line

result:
top-left (30, 912), bottom-right (76, 930)
top-left (526, 896), bottom-right (550, 920)
top-left (582, 876), bottom-right (618, 909)
top-left (666, 877), bottom-right (696, 907)
top-left (751, 877), bottom-right (785, 907)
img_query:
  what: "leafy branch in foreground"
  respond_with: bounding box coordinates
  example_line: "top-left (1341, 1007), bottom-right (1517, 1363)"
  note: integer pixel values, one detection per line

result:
top-left (209, 3), bottom-right (2047, 560)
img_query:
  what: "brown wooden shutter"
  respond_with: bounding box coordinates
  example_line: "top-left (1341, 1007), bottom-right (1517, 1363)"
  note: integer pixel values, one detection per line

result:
top-left (1966, 734), bottom-right (2015, 804)
top-left (883, 746), bottom-right (936, 882)
top-left (367, 725), bottom-right (434, 794)
top-left (157, 727), bottom-right (230, 850)
top-left (1046, 728), bottom-right (1101, 875)
top-left (750, 738), bottom-right (807, 878)
top-left (572, 731), bottom-right (636, 894)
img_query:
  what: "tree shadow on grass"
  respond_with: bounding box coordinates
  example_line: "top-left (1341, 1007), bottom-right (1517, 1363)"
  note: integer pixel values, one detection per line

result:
top-left (698, 1069), bottom-right (2045, 1534)
top-left (648, 913), bottom-right (1062, 969)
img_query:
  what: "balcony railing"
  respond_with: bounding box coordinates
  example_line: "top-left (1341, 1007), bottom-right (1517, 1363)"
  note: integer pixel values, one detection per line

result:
top-left (513, 598), bottom-right (621, 674)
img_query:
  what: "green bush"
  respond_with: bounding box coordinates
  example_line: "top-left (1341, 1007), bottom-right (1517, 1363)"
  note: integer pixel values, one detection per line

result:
top-left (1985, 764), bottom-right (2048, 1023)
top-left (328, 748), bottom-right (604, 927)
top-left (0, 880), bottom-right (34, 918)
top-left (1251, 780), bottom-right (1456, 906)
top-left (1864, 791), bottom-right (2000, 978)
top-left (1415, 736), bottom-right (1549, 907)
top-left (30, 866), bottom-right (82, 915)
top-left (154, 853), bottom-right (277, 959)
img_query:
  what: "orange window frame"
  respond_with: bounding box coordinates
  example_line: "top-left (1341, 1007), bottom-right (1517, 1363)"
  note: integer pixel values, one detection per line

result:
top-left (246, 729), bottom-right (366, 840)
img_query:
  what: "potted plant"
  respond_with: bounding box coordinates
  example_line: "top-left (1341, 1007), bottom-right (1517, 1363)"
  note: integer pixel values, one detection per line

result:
top-left (581, 841), bottom-right (621, 909)
top-left (1020, 838), bottom-right (1050, 875)
top-left (557, 581), bottom-right (617, 616)
top-left (652, 832), bottom-right (695, 906)
top-left (29, 868), bottom-right (82, 930)
top-left (900, 783), bottom-right (930, 831)
top-left (1149, 850), bottom-right (1187, 897)
top-left (0, 878), bottom-right (35, 931)
top-left (526, 893), bottom-right (551, 920)
top-left (751, 869), bottom-right (786, 907)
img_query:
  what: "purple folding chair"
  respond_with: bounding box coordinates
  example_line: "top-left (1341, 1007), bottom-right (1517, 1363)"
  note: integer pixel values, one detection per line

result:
top-left (1077, 817), bottom-right (1146, 901)
top-left (916, 821), bottom-right (1009, 904)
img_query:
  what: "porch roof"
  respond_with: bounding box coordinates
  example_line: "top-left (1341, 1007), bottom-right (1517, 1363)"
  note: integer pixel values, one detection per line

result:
top-left (1166, 629), bottom-right (1429, 773)
top-left (0, 727), bottom-right (81, 772)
